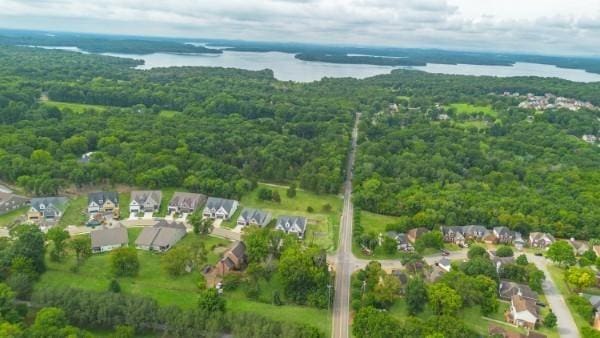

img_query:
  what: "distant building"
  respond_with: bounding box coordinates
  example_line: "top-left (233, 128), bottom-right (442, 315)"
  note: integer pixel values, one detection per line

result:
top-left (407, 227), bottom-right (429, 243)
top-left (529, 232), bottom-right (555, 249)
top-left (216, 241), bottom-right (247, 276)
top-left (0, 192), bottom-right (29, 215)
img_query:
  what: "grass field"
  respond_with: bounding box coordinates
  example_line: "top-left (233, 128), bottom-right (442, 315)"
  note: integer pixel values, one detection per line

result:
top-left (0, 206), bottom-right (28, 228)
top-left (43, 100), bottom-right (182, 117)
top-left (155, 188), bottom-right (178, 217)
top-left (448, 103), bottom-right (498, 118)
top-left (57, 196), bottom-right (87, 227)
top-left (38, 228), bottom-right (329, 335)
top-left (234, 183), bottom-right (343, 251)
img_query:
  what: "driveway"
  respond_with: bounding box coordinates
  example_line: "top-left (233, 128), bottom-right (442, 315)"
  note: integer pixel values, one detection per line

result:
top-left (143, 212), bottom-right (154, 219)
top-left (527, 253), bottom-right (579, 338)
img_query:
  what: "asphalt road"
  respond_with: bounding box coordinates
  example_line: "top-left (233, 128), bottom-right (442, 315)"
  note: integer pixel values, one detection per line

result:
top-left (331, 113), bottom-right (360, 338)
top-left (527, 253), bottom-right (579, 338)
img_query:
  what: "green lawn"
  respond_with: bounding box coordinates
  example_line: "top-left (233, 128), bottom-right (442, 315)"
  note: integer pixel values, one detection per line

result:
top-left (44, 100), bottom-right (183, 117)
top-left (119, 192), bottom-right (131, 219)
top-left (237, 183), bottom-right (343, 251)
top-left (0, 206), bottom-right (28, 228)
top-left (448, 103), bottom-right (498, 118)
top-left (57, 196), bottom-right (87, 227)
top-left (156, 188), bottom-right (179, 217)
top-left (360, 211), bottom-right (402, 235)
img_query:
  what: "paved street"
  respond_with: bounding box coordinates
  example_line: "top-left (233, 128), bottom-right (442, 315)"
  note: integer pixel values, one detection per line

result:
top-left (331, 113), bottom-right (359, 338)
top-left (527, 253), bottom-right (579, 338)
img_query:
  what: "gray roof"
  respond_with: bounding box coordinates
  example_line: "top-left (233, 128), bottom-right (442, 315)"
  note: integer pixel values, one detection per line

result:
top-left (229, 241), bottom-right (246, 260)
top-left (91, 225), bottom-right (128, 248)
top-left (493, 226), bottom-right (511, 236)
top-left (205, 197), bottom-right (238, 214)
top-left (0, 192), bottom-right (29, 213)
top-left (438, 258), bottom-right (451, 266)
top-left (30, 197), bottom-right (68, 213)
top-left (239, 208), bottom-right (271, 227)
top-left (135, 220), bottom-right (186, 248)
top-left (131, 190), bottom-right (162, 205)
top-left (529, 232), bottom-right (556, 242)
top-left (499, 280), bottom-right (538, 300)
top-left (462, 225), bottom-right (489, 236)
top-left (276, 216), bottom-right (307, 233)
top-left (169, 192), bottom-right (207, 210)
top-left (88, 191), bottom-right (119, 206)
top-left (583, 294), bottom-right (600, 310)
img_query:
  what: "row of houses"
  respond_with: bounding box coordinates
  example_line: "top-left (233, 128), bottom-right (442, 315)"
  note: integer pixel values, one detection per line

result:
top-left (0, 192), bottom-right (29, 215)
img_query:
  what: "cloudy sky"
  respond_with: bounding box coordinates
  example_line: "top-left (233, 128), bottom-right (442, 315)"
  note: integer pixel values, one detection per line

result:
top-left (1, 0), bottom-right (600, 56)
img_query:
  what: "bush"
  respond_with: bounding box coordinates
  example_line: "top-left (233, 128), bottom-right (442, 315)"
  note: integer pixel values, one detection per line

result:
top-left (544, 311), bottom-right (557, 328)
top-left (495, 246), bottom-right (514, 257)
top-left (108, 279), bottom-right (121, 293)
top-left (567, 295), bottom-right (594, 321)
top-left (307, 206), bottom-right (314, 213)
top-left (321, 203), bottom-right (332, 212)
top-left (6, 273), bottom-right (34, 300)
top-left (222, 274), bottom-right (243, 291)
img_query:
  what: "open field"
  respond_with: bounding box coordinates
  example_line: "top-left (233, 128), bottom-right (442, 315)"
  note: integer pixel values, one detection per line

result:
top-left (448, 103), bottom-right (498, 118)
top-left (43, 100), bottom-right (182, 117)
top-left (57, 196), bottom-right (87, 227)
top-left (38, 229), bottom-right (329, 334)
top-left (231, 182), bottom-right (343, 251)
top-left (0, 206), bottom-right (28, 228)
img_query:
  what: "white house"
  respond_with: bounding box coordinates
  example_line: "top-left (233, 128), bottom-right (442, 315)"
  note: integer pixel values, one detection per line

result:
top-left (507, 294), bottom-right (538, 330)
top-left (203, 197), bottom-right (239, 220)
top-left (275, 216), bottom-right (307, 238)
top-left (130, 191), bottom-right (162, 214)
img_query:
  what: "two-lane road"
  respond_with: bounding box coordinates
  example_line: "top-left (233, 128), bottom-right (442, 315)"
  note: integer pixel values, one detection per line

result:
top-left (331, 113), bottom-right (360, 338)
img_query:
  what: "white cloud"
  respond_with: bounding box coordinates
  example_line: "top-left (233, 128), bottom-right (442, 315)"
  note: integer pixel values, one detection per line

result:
top-left (0, 0), bottom-right (599, 56)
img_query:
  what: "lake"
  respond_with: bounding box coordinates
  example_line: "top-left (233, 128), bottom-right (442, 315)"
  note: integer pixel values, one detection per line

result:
top-left (29, 45), bottom-right (600, 83)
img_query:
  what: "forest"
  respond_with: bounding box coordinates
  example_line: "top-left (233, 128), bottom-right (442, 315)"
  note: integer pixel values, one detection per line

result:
top-left (353, 71), bottom-right (600, 239)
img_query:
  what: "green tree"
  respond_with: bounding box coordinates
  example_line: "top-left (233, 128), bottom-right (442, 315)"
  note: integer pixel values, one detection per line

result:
top-left (546, 241), bottom-right (576, 267)
top-left (414, 231), bottom-right (444, 253)
top-left (427, 283), bottom-right (462, 315)
top-left (110, 248), bottom-right (139, 277)
top-left (544, 311), bottom-right (557, 328)
top-left (406, 278), bottom-right (428, 315)
top-left (257, 187), bottom-right (272, 201)
top-left (47, 227), bottom-right (70, 262)
top-left (108, 279), bottom-right (121, 293)
top-left (197, 288), bottom-right (225, 313)
top-left (11, 224), bottom-right (46, 274)
top-left (189, 213), bottom-right (213, 235)
top-left (515, 254), bottom-right (528, 266)
top-left (271, 190), bottom-right (281, 203)
top-left (495, 246), bottom-right (513, 257)
top-left (565, 266), bottom-right (595, 292)
top-left (286, 183), bottom-right (297, 198)
top-left (70, 236), bottom-right (91, 265)
top-left (467, 245), bottom-right (488, 259)
top-left (161, 245), bottom-right (193, 277)
top-left (353, 306), bottom-right (400, 338)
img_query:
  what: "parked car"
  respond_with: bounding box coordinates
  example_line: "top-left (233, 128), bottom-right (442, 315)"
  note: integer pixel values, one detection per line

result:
top-left (441, 250), bottom-right (450, 256)
top-left (534, 252), bottom-right (543, 257)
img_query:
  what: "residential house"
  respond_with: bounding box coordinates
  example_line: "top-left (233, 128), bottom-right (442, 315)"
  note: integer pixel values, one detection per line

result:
top-left (488, 325), bottom-right (546, 338)
top-left (462, 225), bottom-right (490, 241)
top-left (490, 251), bottom-right (515, 273)
top-left (203, 197), bottom-right (239, 220)
top-left (27, 197), bottom-right (68, 223)
top-left (135, 220), bottom-right (186, 252)
top-left (236, 208), bottom-right (272, 228)
top-left (514, 232), bottom-right (526, 251)
top-left (387, 231), bottom-right (413, 251)
top-left (275, 216), bottom-right (307, 238)
top-left (87, 191), bottom-right (119, 217)
top-left (216, 241), bottom-right (247, 276)
top-left (168, 192), bottom-right (207, 215)
top-left (440, 226), bottom-right (465, 245)
top-left (130, 190), bottom-right (162, 214)
top-left (407, 227), bottom-right (429, 243)
top-left (90, 225), bottom-right (128, 253)
top-left (426, 265), bottom-right (446, 283)
top-left (493, 226), bottom-right (515, 244)
top-left (437, 258), bottom-right (452, 272)
top-left (0, 192), bottom-right (29, 215)
top-left (529, 232), bottom-right (555, 249)
top-left (499, 281), bottom-right (538, 302)
top-left (507, 294), bottom-right (539, 330)
top-left (569, 239), bottom-right (590, 256)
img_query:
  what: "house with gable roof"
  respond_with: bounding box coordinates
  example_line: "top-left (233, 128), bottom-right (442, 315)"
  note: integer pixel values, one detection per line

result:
top-left (275, 216), bottom-right (307, 238)
top-left (216, 241), bottom-right (247, 276)
top-left (27, 197), bottom-right (68, 223)
top-left (88, 191), bottom-right (119, 217)
top-left (203, 197), bottom-right (239, 220)
top-left (168, 192), bottom-right (206, 215)
top-left (130, 190), bottom-right (162, 214)
top-left (237, 208), bottom-right (272, 228)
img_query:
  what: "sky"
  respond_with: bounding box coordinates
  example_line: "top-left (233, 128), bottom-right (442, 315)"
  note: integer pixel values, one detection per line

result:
top-left (1, 0), bottom-right (600, 56)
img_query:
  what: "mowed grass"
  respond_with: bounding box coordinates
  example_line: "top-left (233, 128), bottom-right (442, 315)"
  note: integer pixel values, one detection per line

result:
top-left (155, 188), bottom-right (178, 217)
top-left (448, 103), bottom-right (498, 118)
top-left (360, 211), bottom-right (402, 235)
top-left (43, 100), bottom-right (182, 117)
top-left (0, 206), bottom-right (28, 227)
top-left (38, 230), bottom-right (231, 308)
top-left (57, 196), bottom-right (87, 227)
top-left (119, 192), bottom-right (131, 219)
top-left (239, 183), bottom-right (343, 251)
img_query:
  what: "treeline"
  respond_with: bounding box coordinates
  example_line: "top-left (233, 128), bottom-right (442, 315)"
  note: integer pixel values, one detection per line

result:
top-left (32, 287), bottom-right (323, 338)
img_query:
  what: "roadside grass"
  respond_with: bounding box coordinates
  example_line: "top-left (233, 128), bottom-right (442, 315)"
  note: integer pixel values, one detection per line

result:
top-left (238, 183), bottom-right (342, 251)
top-left (0, 206), bottom-right (28, 228)
top-left (447, 103), bottom-right (498, 118)
top-left (57, 196), bottom-right (87, 227)
top-left (547, 265), bottom-right (588, 334)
